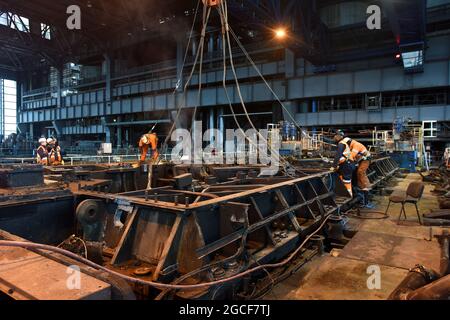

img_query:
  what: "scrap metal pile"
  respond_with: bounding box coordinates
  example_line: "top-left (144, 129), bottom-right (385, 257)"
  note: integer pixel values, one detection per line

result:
top-left (421, 167), bottom-right (450, 226)
top-left (0, 158), bottom-right (399, 300)
top-left (389, 230), bottom-right (450, 300)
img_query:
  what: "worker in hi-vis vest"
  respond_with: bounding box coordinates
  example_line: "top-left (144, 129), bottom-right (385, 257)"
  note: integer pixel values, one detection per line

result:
top-left (36, 137), bottom-right (49, 166)
top-left (139, 130), bottom-right (159, 162)
top-left (330, 130), bottom-right (356, 197)
top-left (349, 138), bottom-right (372, 191)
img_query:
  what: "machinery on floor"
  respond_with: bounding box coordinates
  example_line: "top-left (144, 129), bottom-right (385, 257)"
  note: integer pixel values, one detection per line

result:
top-left (0, 157), bottom-right (399, 300)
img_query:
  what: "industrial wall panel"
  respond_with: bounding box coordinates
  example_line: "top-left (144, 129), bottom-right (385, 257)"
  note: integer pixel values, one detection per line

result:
top-left (139, 83), bottom-right (146, 93)
top-left (304, 76), bottom-right (327, 97)
top-left (354, 70), bottom-right (381, 93)
top-left (167, 94), bottom-right (175, 109)
top-left (82, 104), bottom-right (89, 117)
top-left (328, 73), bottom-right (354, 95)
top-left (75, 106), bottom-right (82, 118)
top-left (202, 88), bottom-right (216, 106)
top-left (239, 83), bottom-right (251, 102)
top-left (381, 67), bottom-right (406, 91)
top-left (106, 102), bottom-right (112, 115)
top-left (272, 80), bottom-right (286, 100)
top-left (413, 61), bottom-right (448, 88)
top-left (367, 111), bottom-right (382, 123)
top-left (263, 62), bottom-right (278, 75)
top-left (288, 78), bottom-right (303, 99)
top-left (91, 104), bottom-right (99, 116)
top-left (318, 112), bottom-right (332, 125)
top-left (122, 99), bottom-right (131, 113)
top-left (123, 86), bottom-right (130, 95)
top-left (132, 97), bottom-right (143, 113)
top-left (112, 101), bottom-right (121, 114)
top-left (155, 95), bottom-right (167, 110)
top-left (254, 83), bottom-right (272, 101)
top-left (143, 96), bottom-right (154, 111)
top-left (131, 84), bottom-right (139, 94)
top-left (68, 107), bottom-right (74, 119)
top-left (396, 107), bottom-right (420, 120)
top-left (420, 106), bottom-right (447, 121)
top-left (236, 66), bottom-right (250, 79)
top-left (295, 105), bottom-right (449, 126)
top-left (206, 71), bottom-right (216, 83)
top-left (186, 90), bottom-right (197, 108)
top-left (145, 81), bottom-right (152, 92)
top-left (60, 108), bottom-right (66, 119)
top-left (217, 85), bottom-right (232, 105)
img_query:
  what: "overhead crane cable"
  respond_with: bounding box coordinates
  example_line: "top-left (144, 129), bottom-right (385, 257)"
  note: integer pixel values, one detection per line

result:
top-left (173, 0), bottom-right (202, 95)
top-left (219, 1), bottom-right (309, 176)
top-left (161, 5), bottom-right (212, 151)
top-left (217, 2), bottom-right (290, 175)
top-left (219, 0), bottom-right (293, 175)
top-left (228, 27), bottom-right (336, 148)
top-left (216, 3), bottom-right (273, 167)
top-left (189, 1), bottom-right (211, 134)
top-left (148, 0), bottom-right (201, 146)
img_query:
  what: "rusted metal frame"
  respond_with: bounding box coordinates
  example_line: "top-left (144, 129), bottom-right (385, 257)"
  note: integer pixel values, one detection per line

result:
top-left (306, 178), bottom-right (333, 217)
top-left (152, 215), bottom-right (184, 281)
top-left (294, 184), bottom-right (317, 219)
top-left (110, 206), bottom-right (139, 266)
top-left (378, 161), bottom-right (391, 177)
top-left (0, 194), bottom-right (73, 208)
top-left (206, 185), bottom-right (268, 192)
top-left (196, 192), bottom-right (335, 259)
top-left (118, 186), bottom-right (172, 196)
top-left (274, 189), bottom-right (302, 233)
top-left (194, 187), bottom-right (211, 204)
top-left (163, 189), bottom-right (219, 199)
top-left (249, 196), bottom-right (277, 246)
top-left (75, 173), bottom-right (331, 211)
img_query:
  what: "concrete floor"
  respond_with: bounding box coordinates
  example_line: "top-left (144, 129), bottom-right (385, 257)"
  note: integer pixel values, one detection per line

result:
top-left (265, 173), bottom-right (447, 300)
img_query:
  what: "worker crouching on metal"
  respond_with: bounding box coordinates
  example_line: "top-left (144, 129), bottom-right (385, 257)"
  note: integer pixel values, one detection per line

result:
top-left (139, 130), bottom-right (159, 163)
top-left (36, 137), bottom-right (49, 165)
top-left (330, 130), bottom-right (356, 197)
top-left (47, 137), bottom-right (64, 166)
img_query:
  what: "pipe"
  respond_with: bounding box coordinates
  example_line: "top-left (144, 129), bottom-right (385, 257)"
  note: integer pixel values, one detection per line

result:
top-left (388, 265), bottom-right (439, 300)
top-left (407, 274), bottom-right (450, 300)
top-left (0, 215), bottom-right (331, 291)
top-left (439, 232), bottom-right (450, 276)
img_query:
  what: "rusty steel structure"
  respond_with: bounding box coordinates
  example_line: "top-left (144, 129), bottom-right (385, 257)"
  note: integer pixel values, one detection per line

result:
top-left (0, 157), bottom-right (399, 300)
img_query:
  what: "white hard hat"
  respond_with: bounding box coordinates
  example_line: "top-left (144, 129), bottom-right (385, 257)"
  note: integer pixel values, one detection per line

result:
top-left (142, 135), bottom-right (149, 145)
top-left (47, 138), bottom-right (54, 144)
top-left (39, 138), bottom-right (47, 144)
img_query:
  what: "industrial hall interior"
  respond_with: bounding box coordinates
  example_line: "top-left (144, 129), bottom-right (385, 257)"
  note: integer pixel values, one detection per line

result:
top-left (0, 0), bottom-right (450, 302)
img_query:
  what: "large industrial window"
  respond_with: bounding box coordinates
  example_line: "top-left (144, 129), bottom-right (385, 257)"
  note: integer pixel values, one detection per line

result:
top-left (0, 13), bottom-right (7, 26)
top-left (0, 12), bottom-right (30, 32)
top-left (1, 79), bottom-right (17, 139)
top-left (422, 121), bottom-right (438, 138)
top-left (41, 23), bottom-right (51, 40)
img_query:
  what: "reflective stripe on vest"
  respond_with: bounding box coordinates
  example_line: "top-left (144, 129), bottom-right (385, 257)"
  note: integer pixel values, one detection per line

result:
top-left (339, 138), bottom-right (353, 163)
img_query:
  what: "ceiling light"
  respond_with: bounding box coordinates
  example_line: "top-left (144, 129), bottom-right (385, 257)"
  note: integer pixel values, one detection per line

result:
top-left (274, 28), bottom-right (287, 40)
